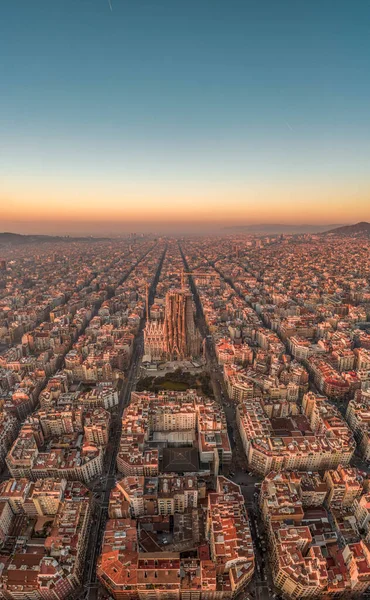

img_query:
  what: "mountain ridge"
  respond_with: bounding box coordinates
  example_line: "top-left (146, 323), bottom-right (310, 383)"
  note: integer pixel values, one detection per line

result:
top-left (222, 223), bottom-right (344, 234)
top-left (324, 222), bottom-right (370, 236)
top-left (0, 232), bottom-right (110, 245)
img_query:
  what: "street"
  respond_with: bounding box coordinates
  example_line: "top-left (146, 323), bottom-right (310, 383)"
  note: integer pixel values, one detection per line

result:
top-left (83, 246), bottom-right (167, 600)
top-left (179, 242), bottom-right (275, 600)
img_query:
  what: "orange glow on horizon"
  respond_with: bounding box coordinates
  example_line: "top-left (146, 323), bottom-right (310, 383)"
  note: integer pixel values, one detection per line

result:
top-left (1, 175), bottom-right (370, 228)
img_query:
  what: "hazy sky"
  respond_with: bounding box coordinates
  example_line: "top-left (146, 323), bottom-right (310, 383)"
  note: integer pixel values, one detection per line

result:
top-left (1, 0), bottom-right (370, 233)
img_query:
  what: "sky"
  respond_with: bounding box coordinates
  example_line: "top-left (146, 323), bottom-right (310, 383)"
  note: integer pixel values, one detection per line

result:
top-left (1, 0), bottom-right (370, 234)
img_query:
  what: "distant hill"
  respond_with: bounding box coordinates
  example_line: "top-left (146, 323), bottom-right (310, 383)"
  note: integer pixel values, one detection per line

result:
top-left (0, 232), bottom-right (110, 245)
top-left (223, 223), bottom-right (343, 235)
top-left (324, 222), bottom-right (370, 236)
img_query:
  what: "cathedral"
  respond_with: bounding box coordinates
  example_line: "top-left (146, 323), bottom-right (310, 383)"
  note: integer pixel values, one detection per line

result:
top-left (144, 289), bottom-right (201, 361)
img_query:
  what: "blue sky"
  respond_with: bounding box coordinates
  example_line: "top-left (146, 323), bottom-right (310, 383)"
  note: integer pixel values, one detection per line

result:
top-left (1, 0), bottom-right (370, 231)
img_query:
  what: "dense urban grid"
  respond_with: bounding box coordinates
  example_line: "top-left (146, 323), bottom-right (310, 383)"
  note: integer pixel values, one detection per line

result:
top-left (1, 232), bottom-right (370, 600)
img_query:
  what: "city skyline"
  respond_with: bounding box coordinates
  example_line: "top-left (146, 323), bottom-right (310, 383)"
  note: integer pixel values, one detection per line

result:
top-left (1, 0), bottom-right (370, 233)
